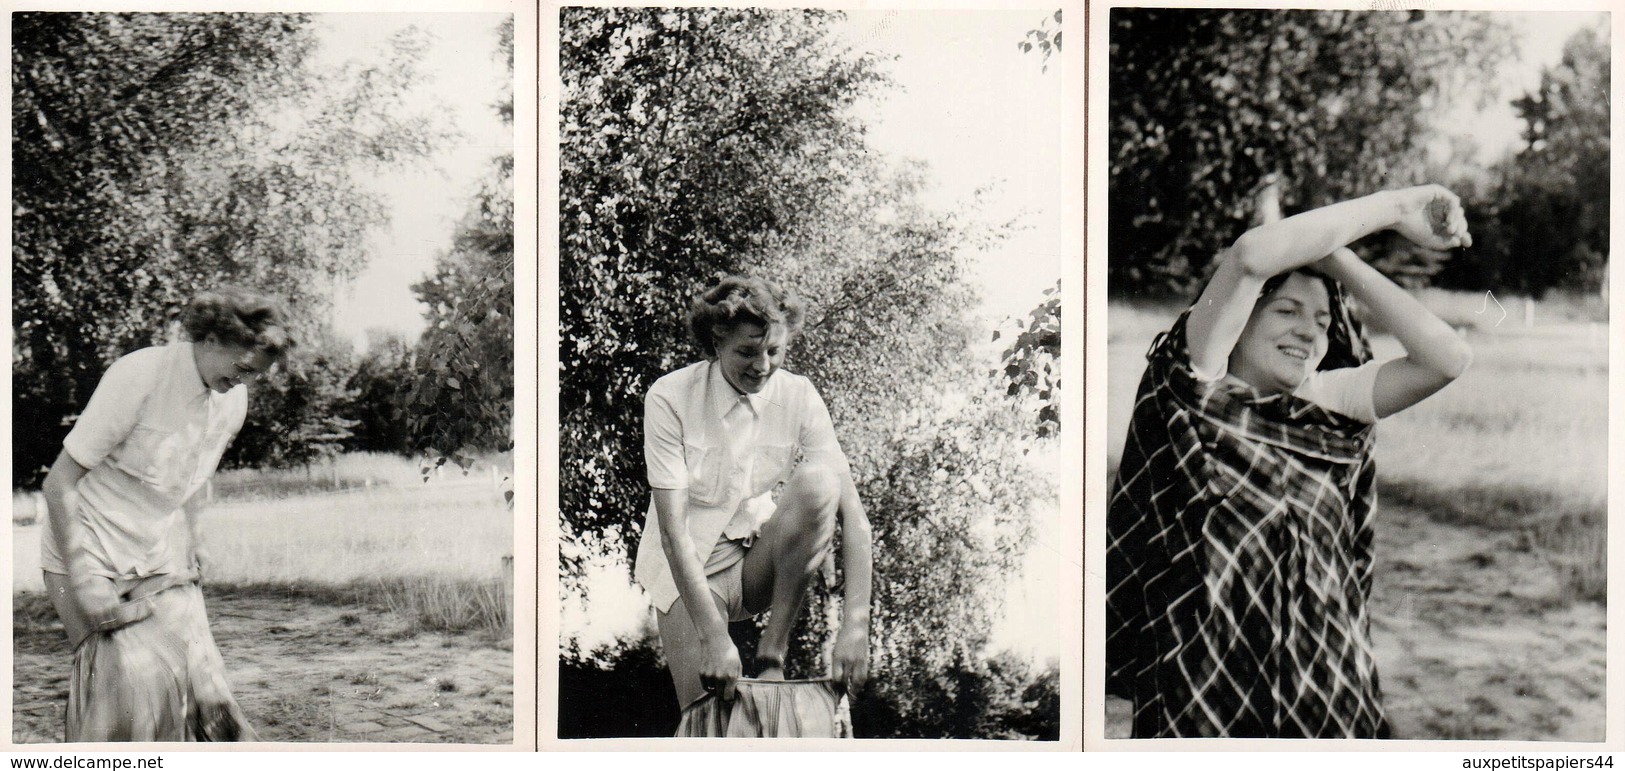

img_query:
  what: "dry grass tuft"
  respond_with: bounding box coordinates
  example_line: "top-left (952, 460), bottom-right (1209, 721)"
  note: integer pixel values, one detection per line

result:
top-left (373, 576), bottom-right (511, 637)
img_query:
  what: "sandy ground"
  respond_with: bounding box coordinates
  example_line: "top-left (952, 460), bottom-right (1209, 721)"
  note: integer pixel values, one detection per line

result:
top-left (1103, 501), bottom-right (1605, 741)
top-left (13, 588), bottom-right (514, 745)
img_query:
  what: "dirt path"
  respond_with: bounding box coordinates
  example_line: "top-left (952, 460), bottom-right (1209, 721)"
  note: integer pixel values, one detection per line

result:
top-left (1103, 502), bottom-right (1604, 740)
top-left (1370, 502), bottom-right (1604, 741)
top-left (13, 588), bottom-right (513, 745)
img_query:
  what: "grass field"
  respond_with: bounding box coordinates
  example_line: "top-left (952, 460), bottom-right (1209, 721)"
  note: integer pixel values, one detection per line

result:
top-left (1104, 290), bottom-right (1608, 739)
top-left (12, 452), bottom-right (515, 743)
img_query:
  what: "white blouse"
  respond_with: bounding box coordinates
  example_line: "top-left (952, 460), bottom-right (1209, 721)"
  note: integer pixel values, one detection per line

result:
top-left (635, 361), bottom-right (850, 613)
top-left (42, 342), bottom-right (247, 579)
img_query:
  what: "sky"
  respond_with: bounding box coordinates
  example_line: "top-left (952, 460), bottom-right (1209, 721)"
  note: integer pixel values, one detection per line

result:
top-left (841, 9), bottom-right (1067, 330)
top-left (316, 13), bottom-right (512, 351)
top-left (1435, 11), bottom-right (1608, 164)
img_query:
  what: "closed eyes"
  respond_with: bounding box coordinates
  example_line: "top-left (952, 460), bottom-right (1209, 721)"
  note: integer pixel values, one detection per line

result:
top-left (1273, 301), bottom-right (1331, 331)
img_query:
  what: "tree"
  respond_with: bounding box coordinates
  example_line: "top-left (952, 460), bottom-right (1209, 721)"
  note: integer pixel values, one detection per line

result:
top-left (1439, 24), bottom-right (1609, 297)
top-left (344, 328), bottom-right (417, 455)
top-left (407, 16), bottom-right (515, 469)
top-left (12, 13), bottom-right (449, 484)
top-left (1108, 9), bottom-right (1516, 297)
top-left (997, 280), bottom-right (1060, 439)
top-left (561, 8), bottom-right (1054, 737)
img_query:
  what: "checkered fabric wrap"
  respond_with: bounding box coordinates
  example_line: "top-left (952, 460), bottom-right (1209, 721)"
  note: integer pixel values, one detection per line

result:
top-left (1106, 299), bottom-right (1390, 739)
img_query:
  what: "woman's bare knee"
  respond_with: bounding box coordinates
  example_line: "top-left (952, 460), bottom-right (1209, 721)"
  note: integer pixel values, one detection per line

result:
top-left (785, 460), bottom-right (840, 518)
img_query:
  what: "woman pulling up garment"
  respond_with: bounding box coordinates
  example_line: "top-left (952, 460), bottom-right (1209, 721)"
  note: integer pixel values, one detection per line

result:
top-left (1106, 184), bottom-right (1474, 738)
top-left (636, 276), bottom-right (873, 732)
top-left (41, 286), bottom-right (292, 742)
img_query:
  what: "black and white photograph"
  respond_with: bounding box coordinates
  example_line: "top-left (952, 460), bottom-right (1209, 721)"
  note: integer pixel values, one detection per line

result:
top-left (553, 6), bottom-right (1078, 742)
top-left (1092, 4), bottom-right (1611, 742)
top-left (10, 11), bottom-right (520, 744)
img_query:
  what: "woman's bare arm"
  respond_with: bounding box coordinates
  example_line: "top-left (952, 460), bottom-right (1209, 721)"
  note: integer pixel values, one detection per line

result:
top-left (42, 449), bottom-right (125, 624)
top-left (42, 449), bottom-right (89, 578)
top-left (831, 471), bottom-right (872, 693)
top-left (652, 487), bottom-right (741, 699)
top-left (1188, 191), bottom-right (1407, 376)
top-left (1317, 248), bottom-right (1472, 418)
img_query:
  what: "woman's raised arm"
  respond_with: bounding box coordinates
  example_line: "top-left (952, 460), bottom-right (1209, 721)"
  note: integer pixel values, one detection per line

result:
top-left (1188, 191), bottom-right (1406, 376)
top-left (1187, 186), bottom-right (1468, 378)
top-left (1313, 187), bottom-right (1473, 417)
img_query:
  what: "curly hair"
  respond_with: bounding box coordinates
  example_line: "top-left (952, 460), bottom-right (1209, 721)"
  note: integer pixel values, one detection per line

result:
top-left (181, 285), bottom-right (295, 357)
top-left (687, 276), bottom-right (806, 358)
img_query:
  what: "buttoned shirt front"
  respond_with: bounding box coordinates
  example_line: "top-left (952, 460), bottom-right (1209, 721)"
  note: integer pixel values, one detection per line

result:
top-left (635, 361), bottom-right (851, 613)
top-left (42, 342), bottom-right (248, 579)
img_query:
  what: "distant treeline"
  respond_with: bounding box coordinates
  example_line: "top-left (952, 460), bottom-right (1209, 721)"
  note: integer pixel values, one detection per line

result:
top-left (1109, 9), bottom-right (1608, 300)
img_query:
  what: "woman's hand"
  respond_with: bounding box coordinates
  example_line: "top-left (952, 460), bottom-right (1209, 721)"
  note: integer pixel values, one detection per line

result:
top-left (831, 626), bottom-right (870, 696)
top-left (1391, 185), bottom-right (1472, 251)
top-left (698, 636), bottom-right (742, 701)
top-left (72, 575), bottom-right (152, 633)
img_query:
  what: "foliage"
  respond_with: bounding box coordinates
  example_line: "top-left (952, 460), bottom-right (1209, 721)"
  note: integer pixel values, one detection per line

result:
top-left (343, 329), bottom-right (418, 455)
top-left (558, 633), bottom-right (681, 739)
top-left (856, 649), bottom-right (1059, 740)
top-left (224, 326), bottom-right (360, 470)
top-left (12, 13), bottom-right (448, 485)
top-left (1019, 9), bottom-right (1063, 72)
top-left (1437, 24), bottom-right (1610, 297)
top-left (1108, 9), bottom-right (1516, 298)
top-left (996, 280), bottom-right (1061, 439)
top-left (406, 153), bottom-right (515, 466)
top-left (406, 16), bottom-right (515, 470)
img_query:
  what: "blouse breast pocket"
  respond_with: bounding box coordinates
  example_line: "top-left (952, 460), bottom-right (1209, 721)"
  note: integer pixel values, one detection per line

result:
top-left (749, 444), bottom-right (796, 497)
top-left (115, 423), bottom-right (191, 493)
top-left (194, 430), bottom-right (233, 484)
top-left (684, 442), bottom-right (728, 507)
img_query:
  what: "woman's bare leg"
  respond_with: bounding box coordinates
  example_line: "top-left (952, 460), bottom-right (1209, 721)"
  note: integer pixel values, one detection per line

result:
top-left (657, 590), bottom-right (734, 710)
top-left (741, 460), bottom-right (840, 678)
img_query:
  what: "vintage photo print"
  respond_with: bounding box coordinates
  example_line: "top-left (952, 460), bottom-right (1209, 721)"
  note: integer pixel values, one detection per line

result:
top-left (7, 5), bottom-right (536, 748)
top-left (545, 1), bottom-right (1083, 747)
top-left (1085, 0), bottom-right (1620, 749)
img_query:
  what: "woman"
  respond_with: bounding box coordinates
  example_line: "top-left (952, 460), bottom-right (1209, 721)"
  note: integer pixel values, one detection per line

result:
top-left (635, 275), bottom-right (873, 730)
top-left (1106, 184), bottom-right (1474, 738)
top-left (41, 286), bottom-right (292, 742)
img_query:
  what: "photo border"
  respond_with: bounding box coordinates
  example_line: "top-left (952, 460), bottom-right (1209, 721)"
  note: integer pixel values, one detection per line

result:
top-left (539, 0), bottom-right (1086, 751)
top-left (2, 0), bottom-right (538, 753)
top-left (1082, 0), bottom-right (1624, 752)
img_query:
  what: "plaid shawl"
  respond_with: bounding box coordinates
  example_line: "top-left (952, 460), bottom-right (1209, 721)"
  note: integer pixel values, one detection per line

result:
top-left (1106, 291), bottom-right (1390, 739)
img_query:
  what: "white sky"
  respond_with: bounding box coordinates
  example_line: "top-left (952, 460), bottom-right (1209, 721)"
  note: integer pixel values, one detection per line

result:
top-left (840, 9), bottom-right (1067, 329)
top-left (1436, 12), bottom-right (1608, 163)
top-left (317, 13), bottom-right (512, 351)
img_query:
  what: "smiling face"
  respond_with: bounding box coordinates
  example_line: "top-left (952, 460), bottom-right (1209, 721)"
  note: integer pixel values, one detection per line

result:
top-left (194, 337), bottom-right (276, 394)
top-left (714, 321), bottom-right (787, 395)
top-left (1228, 271), bottom-right (1332, 394)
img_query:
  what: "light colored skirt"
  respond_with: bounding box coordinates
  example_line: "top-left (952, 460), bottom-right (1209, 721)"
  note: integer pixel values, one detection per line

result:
top-left (48, 572), bottom-right (257, 742)
top-left (675, 679), bottom-right (850, 738)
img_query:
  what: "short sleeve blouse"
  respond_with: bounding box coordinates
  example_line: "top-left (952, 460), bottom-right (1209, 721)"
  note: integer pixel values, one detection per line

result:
top-left (633, 361), bottom-right (851, 613)
top-left (42, 343), bottom-right (248, 579)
